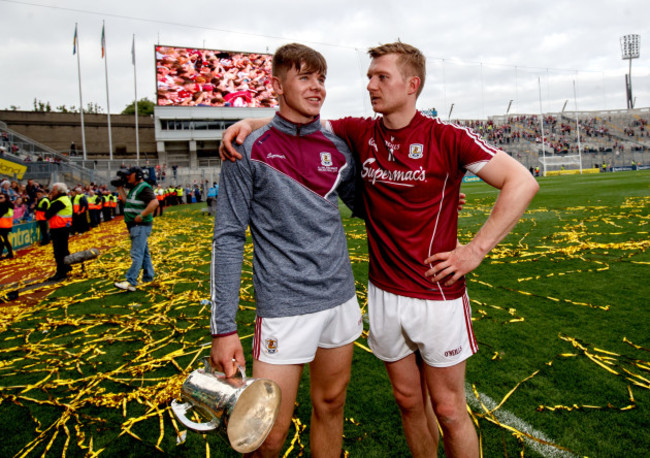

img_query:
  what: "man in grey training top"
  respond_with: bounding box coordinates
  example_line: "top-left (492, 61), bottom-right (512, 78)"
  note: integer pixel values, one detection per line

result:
top-left (209, 43), bottom-right (362, 457)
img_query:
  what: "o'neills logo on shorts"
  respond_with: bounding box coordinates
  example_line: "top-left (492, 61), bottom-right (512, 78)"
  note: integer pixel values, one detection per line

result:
top-left (445, 346), bottom-right (462, 358)
top-left (265, 337), bottom-right (279, 354)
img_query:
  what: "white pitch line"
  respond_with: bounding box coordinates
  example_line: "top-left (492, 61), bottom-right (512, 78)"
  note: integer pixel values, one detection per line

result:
top-left (466, 385), bottom-right (578, 458)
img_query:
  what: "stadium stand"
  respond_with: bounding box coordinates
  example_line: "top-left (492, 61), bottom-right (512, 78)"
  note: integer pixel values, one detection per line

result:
top-left (0, 122), bottom-right (95, 185)
top-left (455, 108), bottom-right (650, 171)
top-left (2, 109), bottom-right (649, 183)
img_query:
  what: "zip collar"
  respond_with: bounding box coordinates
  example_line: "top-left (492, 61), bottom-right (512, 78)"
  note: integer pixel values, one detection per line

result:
top-left (272, 113), bottom-right (321, 137)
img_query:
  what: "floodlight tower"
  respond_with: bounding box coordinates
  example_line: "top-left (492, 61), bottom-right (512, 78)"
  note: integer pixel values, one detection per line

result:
top-left (620, 34), bottom-right (640, 109)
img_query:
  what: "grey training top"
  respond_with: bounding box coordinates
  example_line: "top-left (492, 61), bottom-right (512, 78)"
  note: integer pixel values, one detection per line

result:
top-left (210, 114), bottom-right (357, 336)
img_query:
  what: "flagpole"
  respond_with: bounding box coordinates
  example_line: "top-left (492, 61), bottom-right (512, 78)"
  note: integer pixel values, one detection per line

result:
top-left (538, 77), bottom-right (546, 177)
top-left (74, 23), bottom-right (87, 160)
top-left (573, 80), bottom-right (583, 174)
top-left (102, 21), bottom-right (113, 160)
top-left (132, 34), bottom-right (140, 163)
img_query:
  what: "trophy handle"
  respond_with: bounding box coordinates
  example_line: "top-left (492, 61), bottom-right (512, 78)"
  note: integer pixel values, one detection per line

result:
top-left (202, 357), bottom-right (247, 380)
top-left (171, 399), bottom-right (221, 432)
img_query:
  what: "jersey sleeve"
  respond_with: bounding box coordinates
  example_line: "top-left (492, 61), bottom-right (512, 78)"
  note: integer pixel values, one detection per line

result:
top-left (327, 118), bottom-right (348, 139)
top-left (210, 141), bottom-right (254, 337)
top-left (326, 117), bottom-right (369, 218)
top-left (454, 125), bottom-right (500, 175)
top-left (327, 117), bottom-right (369, 157)
top-left (322, 132), bottom-right (358, 214)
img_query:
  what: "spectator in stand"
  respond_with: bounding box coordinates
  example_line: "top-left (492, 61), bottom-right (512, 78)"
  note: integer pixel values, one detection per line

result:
top-left (0, 193), bottom-right (14, 259)
top-left (25, 179), bottom-right (38, 203)
top-left (10, 181), bottom-right (20, 198)
top-left (1, 180), bottom-right (15, 201)
top-left (12, 197), bottom-right (27, 223)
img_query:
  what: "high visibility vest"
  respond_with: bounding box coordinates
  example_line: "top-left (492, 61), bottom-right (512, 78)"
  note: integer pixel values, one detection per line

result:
top-left (35, 197), bottom-right (50, 221)
top-left (176, 187), bottom-right (183, 197)
top-left (89, 195), bottom-right (100, 210)
top-left (73, 194), bottom-right (85, 213)
top-left (0, 207), bottom-right (13, 229)
top-left (155, 188), bottom-right (165, 201)
top-left (49, 195), bottom-right (73, 229)
top-left (124, 182), bottom-right (154, 224)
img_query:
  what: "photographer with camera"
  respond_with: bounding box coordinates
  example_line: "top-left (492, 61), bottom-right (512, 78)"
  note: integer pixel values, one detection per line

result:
top-left (113, 167), bottom-right (159, 292)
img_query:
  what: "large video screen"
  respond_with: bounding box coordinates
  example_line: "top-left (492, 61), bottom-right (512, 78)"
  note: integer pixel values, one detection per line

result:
top-left (155, 45), bottom-right (278, 108)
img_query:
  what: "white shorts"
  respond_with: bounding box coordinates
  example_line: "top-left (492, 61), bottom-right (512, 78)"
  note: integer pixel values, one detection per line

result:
top-left (252, 295), bottom-right (363, 365)
top-left (367, 282), bottom-right (478, 367)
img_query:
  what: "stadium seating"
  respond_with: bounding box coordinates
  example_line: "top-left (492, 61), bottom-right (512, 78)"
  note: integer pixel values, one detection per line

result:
top-left (454, 109), bottom-right (650, 170)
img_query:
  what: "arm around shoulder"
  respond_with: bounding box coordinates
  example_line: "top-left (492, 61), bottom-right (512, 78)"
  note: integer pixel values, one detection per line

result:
top-left (219, 117), bottom-right (272, 161)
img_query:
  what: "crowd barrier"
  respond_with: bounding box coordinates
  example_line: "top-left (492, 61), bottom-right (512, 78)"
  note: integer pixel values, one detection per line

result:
top-left (545, 168), bottom-right (600, 176)
top-left (9, 221), bottom-right (40, 251)
top-left (612, 165), bottom-right (650, 172)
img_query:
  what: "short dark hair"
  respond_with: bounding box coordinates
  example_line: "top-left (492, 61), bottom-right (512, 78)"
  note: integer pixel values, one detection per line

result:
top-left (272, 43), bottom-right (327, 79)
top-left (368, 41), bottom-right (426, 97)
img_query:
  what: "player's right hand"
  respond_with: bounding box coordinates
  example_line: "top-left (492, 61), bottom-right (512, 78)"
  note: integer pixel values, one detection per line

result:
top-left (218, 121), bottom-right (250, 162)
top-left (210, 334), bottom-right (246, 378)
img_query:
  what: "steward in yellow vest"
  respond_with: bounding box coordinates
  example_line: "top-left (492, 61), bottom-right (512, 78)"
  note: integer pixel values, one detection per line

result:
top-left (35, 188), bottom-right (51, 245)
top-left (45, 183), bottom-right (73, 281)
top-left (0, 193), bottom-right (14, 258)
top-left (71, 189), bottom-right (89, 234)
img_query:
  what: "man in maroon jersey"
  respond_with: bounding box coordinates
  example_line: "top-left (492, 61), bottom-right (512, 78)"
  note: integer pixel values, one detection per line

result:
top-left (220, 42), bottom-right (539, 457)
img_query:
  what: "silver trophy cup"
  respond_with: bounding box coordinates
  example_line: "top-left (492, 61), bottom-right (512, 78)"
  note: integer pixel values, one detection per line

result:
top-left (171, 358), bottom-right (281, 453)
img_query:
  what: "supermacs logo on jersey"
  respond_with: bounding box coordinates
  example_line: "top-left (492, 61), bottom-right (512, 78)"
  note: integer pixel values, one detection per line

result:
top-left (409, 143), bottom-right (424, 159)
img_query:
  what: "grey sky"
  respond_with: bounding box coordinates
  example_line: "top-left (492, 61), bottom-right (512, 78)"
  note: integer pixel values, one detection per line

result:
top-left (1, 0), bottom-right (648, 120)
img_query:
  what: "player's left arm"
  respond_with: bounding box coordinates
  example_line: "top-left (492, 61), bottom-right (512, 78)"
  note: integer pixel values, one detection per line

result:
top-left (424, 151), bottom-right (539, 285)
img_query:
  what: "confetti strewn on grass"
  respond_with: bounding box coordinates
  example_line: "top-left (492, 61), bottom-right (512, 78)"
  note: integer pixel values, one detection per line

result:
top-left (0, 191), bottom-right (648, 456)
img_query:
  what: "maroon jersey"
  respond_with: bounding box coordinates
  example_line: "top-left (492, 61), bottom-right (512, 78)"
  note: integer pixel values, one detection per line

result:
top-left (329, 112), bottom-right (499, 300)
